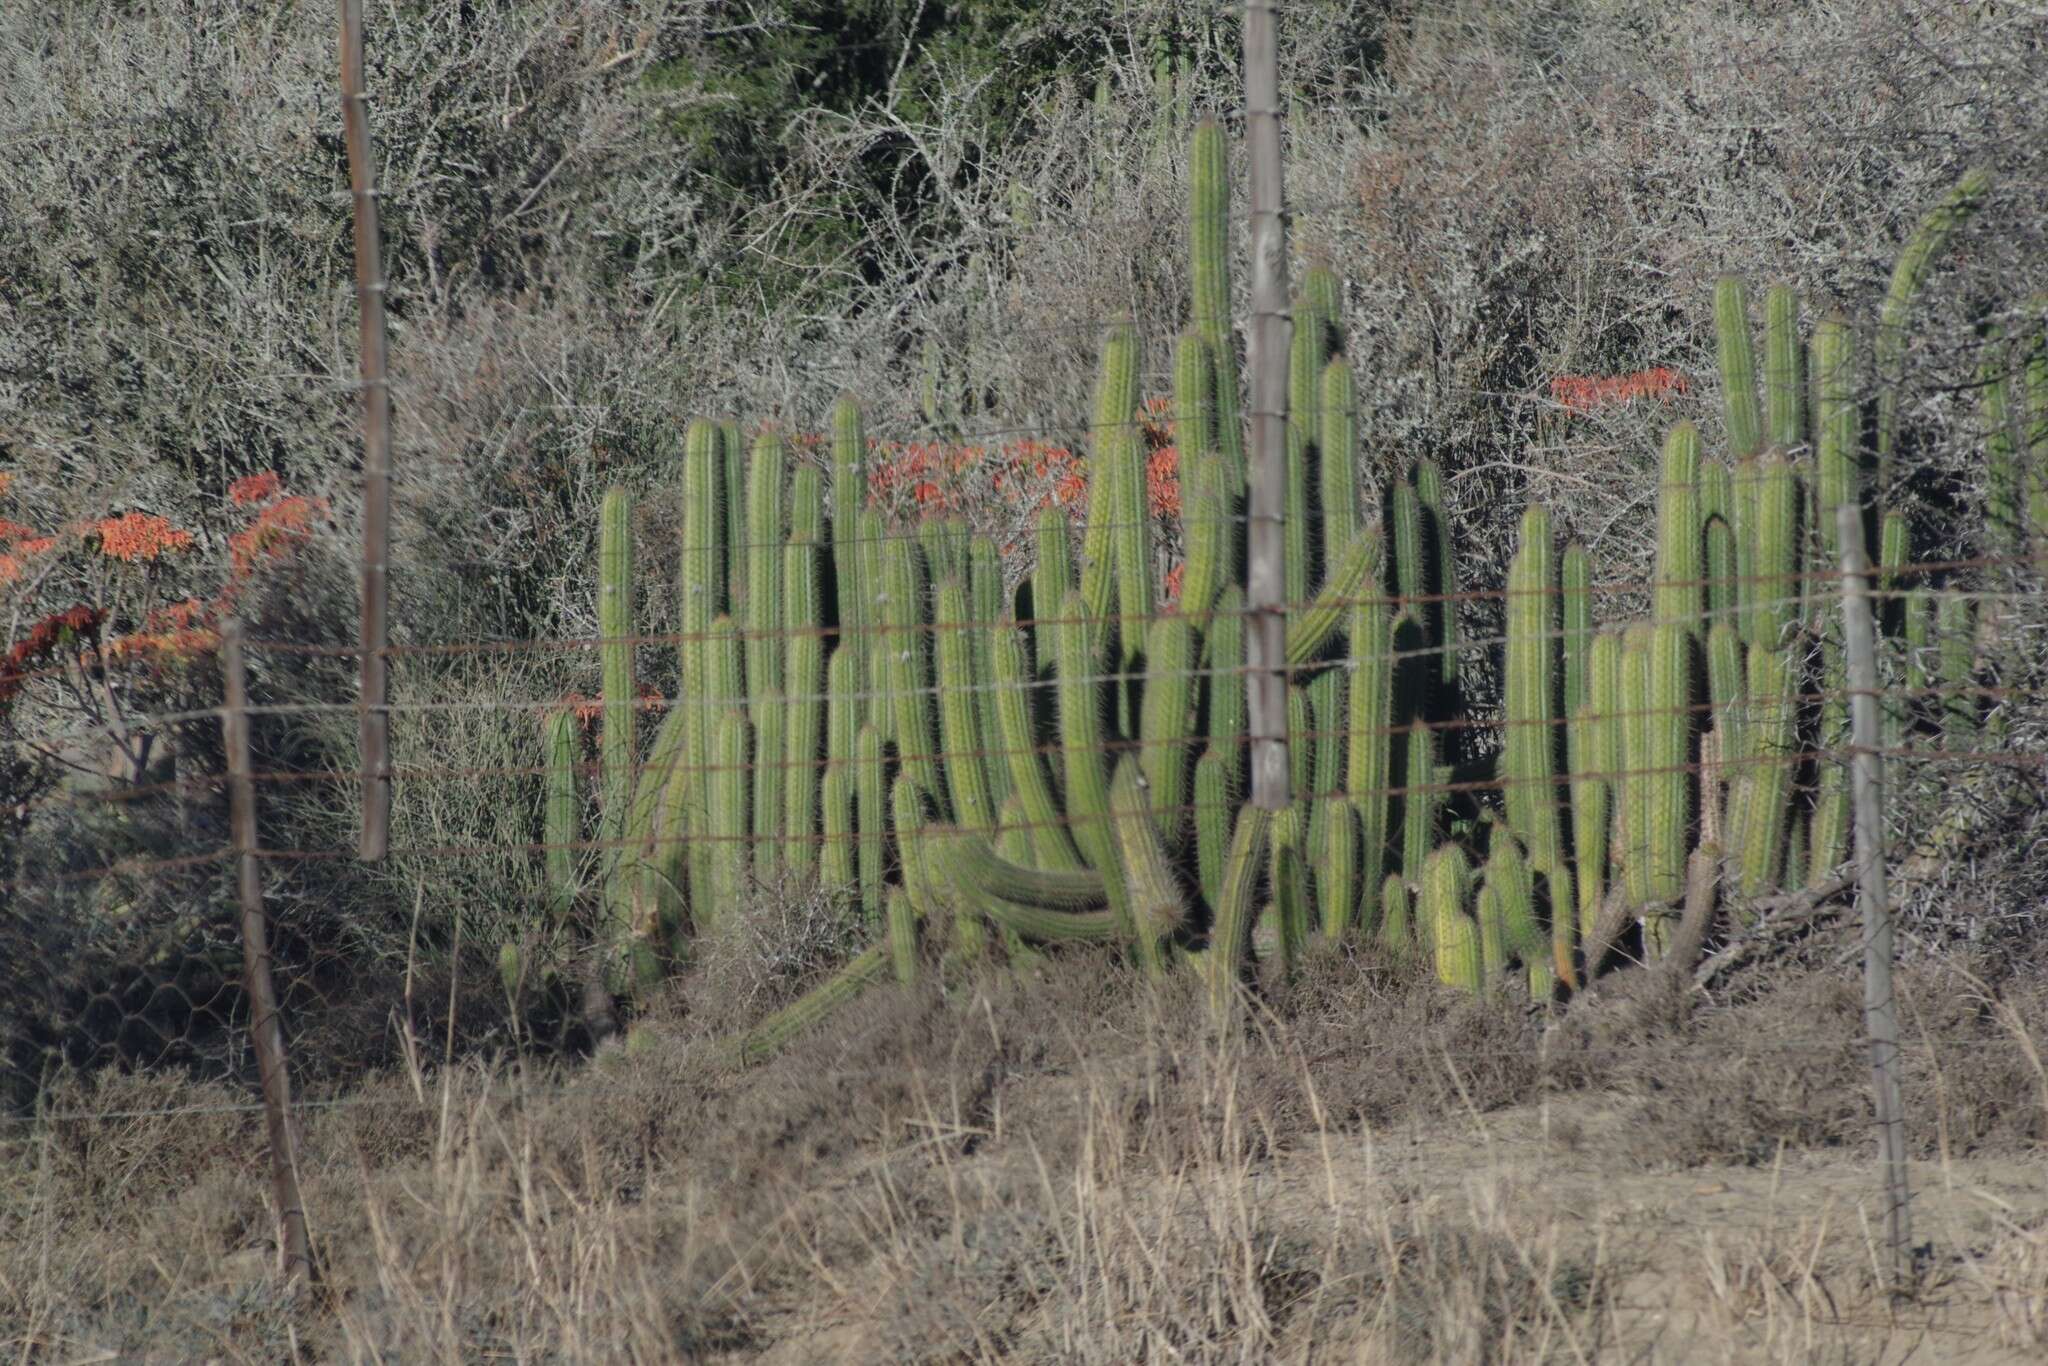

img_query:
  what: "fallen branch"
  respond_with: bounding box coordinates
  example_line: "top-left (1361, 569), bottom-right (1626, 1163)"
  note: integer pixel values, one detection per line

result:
top-left (1693, 875), bottom-right (1854, 988)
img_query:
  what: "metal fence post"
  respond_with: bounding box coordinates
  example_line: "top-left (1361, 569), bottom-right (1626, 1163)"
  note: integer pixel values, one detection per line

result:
top-left (222, 622), bottom-right (314, 1285)
top-left (1836, 502), bottom-right (1911, 1293)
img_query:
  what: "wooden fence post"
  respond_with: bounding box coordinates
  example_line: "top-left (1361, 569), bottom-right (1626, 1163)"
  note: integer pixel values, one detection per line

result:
top-left (1836, 502), bottom-right (1912, 1293)
top-left (1242, 0), bottom-right (1292, 813)
top-left (341, 0), bottom-right (393, 860)
top-left (222, 622), bottom-right (314, 1285)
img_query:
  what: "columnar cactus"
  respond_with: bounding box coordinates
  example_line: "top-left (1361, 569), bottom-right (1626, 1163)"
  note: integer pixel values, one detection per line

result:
top-left (1424, 844), bottom-right (1479, 992)
top-left (744, 431), bottom-right (786, 695)
top-left (1716, 276), bottom-right (1764, 460)
top-left (1764, 284), bottom-right (1803, 450)
top-left (1190, 118), bottom-right (1245, 483)
top-left (1344, 587), bottom-right (1394, 938)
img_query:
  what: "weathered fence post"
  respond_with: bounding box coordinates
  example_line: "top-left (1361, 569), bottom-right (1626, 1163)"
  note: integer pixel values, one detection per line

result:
top-left (341, 0), bottom-right (393, 860)
top-left (1242, 0), bottom-right (1292, 814)
top-left (1836, 502), bottom-right (1912, 1293)
top-left (222, 622), bottom-right (313, 1285)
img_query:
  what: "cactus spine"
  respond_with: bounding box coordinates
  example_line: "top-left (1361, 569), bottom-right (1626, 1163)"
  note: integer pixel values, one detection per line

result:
top-left (1110, 756), bottom-right (1183, 975)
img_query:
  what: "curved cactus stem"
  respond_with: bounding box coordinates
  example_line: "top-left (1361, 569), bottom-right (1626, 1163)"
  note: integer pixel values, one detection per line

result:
top-left (739, 944), bottom-right (891, 1063)
top-left (820, 761), bottom-right (855, 891)
top-left (969, 536), bottom-right (1012, 808)
top-left (934, 575), bottom-right (995, 832)
top-left (987, 619), bottom-right (1085, 869)
top-left (1176, 334), bottom-right (1229, 624)
top-left (1876, 167), bottom-right (1992, 493)
top-left (1111, 755), bottom-right (1186, 974)
top-left (1205, 805), bottom-right (1273, 1022)
top-left (1054, 590), bottom-right (1124, 908)
top-left (887, 888), bottom-right (919, 985)
top-left (1701, 460), bottom-right (1738, 629)
top-left (1286, 523), bottom-right (1378, 667)
top-left (950, 833), bottom-right (1110, 910)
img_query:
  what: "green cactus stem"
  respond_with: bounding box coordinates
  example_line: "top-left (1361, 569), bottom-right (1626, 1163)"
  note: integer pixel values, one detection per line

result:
top-left (722, 420), bottom-right (746, 606)
top-left (934, 576), bottom-right (995, 832)
top-left (1193, 744), bottom-right (1234, 910)
top-left (1983, 328), bottom-right (2023, 552)
top-left (1424, 844), bottom-right (1480, 993)
top-left (680, 420), bottom-right (724, 889)
top-left (543, 707), bottom-right (581, 926)
top-left (887, 888), bottom-right (918, 985)
top-left (1503, 504), bottom-right (1574, 982)
top-left (1205, 805), bottom-right (1274, 1020)
top-left (1286, 683), bottom-right (1313, 800)
top-left (1389, 479), bottom-right (1428, 643)
top-left (1315, 794), bottom-right (1358, 942)
top-left (1139, 612), bottom-right (1197, 840)
top-left (1082, 322), bottom-right (1140, 637)
top-left (1400, 712), bottom-right (1437, 890)
top-left (752, 690), bottom-right (785, 876)
top-left (1378, 873), bottom-right (1411, 954)
top-left (709, 708), bottom-right (750, 915)
top-left (1346, 586), bottom-right (1395, 937)
top-left (1055, 588), bottom-right (1122, 897)
top-left (949, 835), bottom-right (1110, 909)
top-left (1716, 276), bottom-right (1764, 460)
top-left (1175, 333), bottom-right (1228, 623)
top-left (1654, 424), bottom-right (1703, 634)
top-left (739, 943), bottom-right (891, 1063)
top-left (1321, 357), bottom-right (1360, 569)
top-left (1813, 316), bottom-right (1859, 563)
top-left (1642, 621), bottom-right (1693, 920)
top-left (1190, 118), bottom-right (1245, 482)
top-left (1876, 167), bottom-right (1993, 495)
top-left (1765, 284), bottom-right (1803, 450)
top-left (1808, 681), bottom-right (1850, 887)
top-left (1727, 643), bottom-right (1796, 901)
top-left (1416, 459), bottom-right (1461, 688)
top-left (1286, 524), bottom-right (1378, 668)
top-left (1749, 453), bottom-right (1800, 650)
top-left (831, 396), bottom-right (867, 693)
top-left (1701, 460), bottom-right (1738, 629)
top-left (820, 761), bottom-right (855, 891)
top-left (598, 486), bottom-right (635, 889)
top-left (988, 620), bottom-right (1085, 869)
top-left (744, 430), bottom-right (786, 695)
top-left (784, 539), bottom-right (824, 873)
top-left (1206, 585), bottom-right (1246, 786)
top-left (855, 722), bottom-right (886, 929)
top-left (1272, 833), bottom-right (1310, 977)
top-left (882, 537), bottom-right (943, 804)
top-left (1111, 755), bottom-right (1185, 974)
top-left (1572, 630), bottom-right (1623, 938)
top-left (1618, 625), bottom-right (1652, 905)
top-left (1562, 541), bottom-right (1593, 719)
top-left (1034, 505), bottom-right (1075, 629)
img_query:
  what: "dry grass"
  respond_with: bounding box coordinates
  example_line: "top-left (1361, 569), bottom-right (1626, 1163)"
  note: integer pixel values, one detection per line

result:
top-left (4, 954), bottom-right (2045, 1362)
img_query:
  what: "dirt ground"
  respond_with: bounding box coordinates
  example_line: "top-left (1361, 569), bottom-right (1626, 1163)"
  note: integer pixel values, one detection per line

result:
top-left (4, 954), bottom-right (2045, 1361)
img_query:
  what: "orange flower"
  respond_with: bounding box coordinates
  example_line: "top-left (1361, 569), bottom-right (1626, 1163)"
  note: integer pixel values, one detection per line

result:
top-left (1146, 445), bottom-right (1182, 519)
top-left (0, 472), bottom-right (12, 496)
top-left (228, 471), bottom-right (283, 507)
top-left (1549, 367), bottom-right (1688, 416)
top-left (1163, 561), bottom-right (1186, 604)
top-left (95, 512), bottom-right (195, 563)
top-left (229, 494), bottom-right (324, 577)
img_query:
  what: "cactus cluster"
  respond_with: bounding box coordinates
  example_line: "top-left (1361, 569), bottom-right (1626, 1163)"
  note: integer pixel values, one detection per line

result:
top-left (515, 135), bottom-right (2007, 1046)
